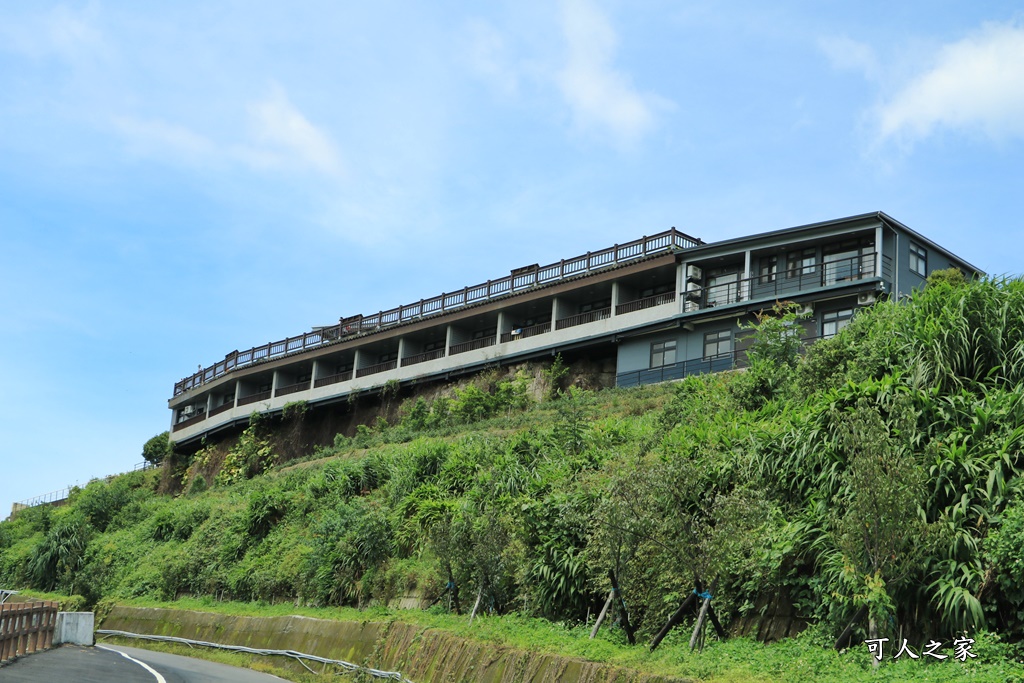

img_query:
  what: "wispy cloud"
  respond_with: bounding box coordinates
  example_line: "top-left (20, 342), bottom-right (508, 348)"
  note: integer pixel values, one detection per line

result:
top-left (0, 4), bottom-right (107, 62)
top-left (465, 19), bottom-right (520, 97)
top-left (111, 85), bottom-right (344, 179)
top-left (245, 86), bottom-right (344, 176)
top-left (876, 21), bottom-right (1024, 143)
top-left (114, 116), bottom-right (217, 164)
top-left (555, 0), bottom-right (666, 143)
top-left (818, 35), bottom-right (879, 81)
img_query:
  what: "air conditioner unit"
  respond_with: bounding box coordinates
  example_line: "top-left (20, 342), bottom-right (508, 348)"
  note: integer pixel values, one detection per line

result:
top-left (684, 284), bottom-right (702, 302)
top-left (796, 303), bottom-right (814, 316)
top-left (857, 292), bottom-right (877, 305)
top-left (684, 300), bottom-right (700, 313)
top-left (685, 264), bottom-right (703, 283)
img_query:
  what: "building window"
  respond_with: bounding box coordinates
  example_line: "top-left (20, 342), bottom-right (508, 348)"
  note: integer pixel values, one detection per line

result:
top-left (707, 268), bottom-right (741, 306)
top-left (823, 239), bottom-right (873, 285)
top-left (822, 309), bottom-right (854, 338)
top-left (650, 340), bottom-right (677, 368)
top-left (759, 255), bottom-right (778, 283)
top-left (787, 249), bottom-right (816, 278)
top-left (471, 327), bottom-right (497, 340)
top-left (909, 242), bottom-right (927, 277)
top-left (703, 330), bottom-right (732, 359)
top-left (579, 298), bottom-right (611, 313)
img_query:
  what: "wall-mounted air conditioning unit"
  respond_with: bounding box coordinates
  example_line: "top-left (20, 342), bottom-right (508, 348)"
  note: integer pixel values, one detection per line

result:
top-left (857, 292), bottom-right (876, 305)
top-left (684, 281), bottom-right (702, 302)
top-left (796, 303), bottom-right (813, 316)
top-left (685, 264), bottom-right (703, 283)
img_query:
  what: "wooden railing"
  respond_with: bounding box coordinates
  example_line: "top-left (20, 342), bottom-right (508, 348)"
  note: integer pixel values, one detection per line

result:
top-left (209, 401), bottom-right (234, 417)
top-left (237, 390), bottom-right (272, 407)
top-left (450, 336), bottom-right (497, 356)
top-left (500, 322), bottom-right (551, 343)
top-left (356, 360), bottom-right (398, 378)
top-left (174, 228), bottom-right (702, 396)
top-left (314, 371), bottom-right (352, 388)
top-left (171, 411), bottom-right (207, 432)
top-left (616, 291), bottom-right (676, 315)
top-left (555, 307), bottom-right (611, 331)
top-left (0, 601), bottom-right (58, 663)
top-left (401, 348), bottom-right (446, 367)
top-left (275, 381), bottom-right (310, 397)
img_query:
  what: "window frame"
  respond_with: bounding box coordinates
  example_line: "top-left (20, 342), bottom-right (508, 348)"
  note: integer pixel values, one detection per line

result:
top-left (822, 308), bottom-right (854, 338)
top-left (787, 248), bottom-right (816, 279)
top-left (703, 329), bottom-right (733, 360)
top-left (909, 242), bottom-right (927, 277)
top-left (650, 340), bottom-right (677, 368)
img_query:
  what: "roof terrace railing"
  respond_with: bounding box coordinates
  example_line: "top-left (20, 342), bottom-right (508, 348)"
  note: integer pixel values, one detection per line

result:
top-left (173, 228), bottom-right (702, 396)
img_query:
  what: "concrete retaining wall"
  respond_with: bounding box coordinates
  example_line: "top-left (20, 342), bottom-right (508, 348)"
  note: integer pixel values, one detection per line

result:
top-left (100, 606), bottom-right (690, 683)
top-left (55, 612), bottom-right (94, 646)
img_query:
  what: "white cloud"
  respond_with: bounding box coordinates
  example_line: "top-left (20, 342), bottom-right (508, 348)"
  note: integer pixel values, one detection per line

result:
top-left (877, 22), bottom-right (1024, 143)
top-left (246, 86), bottom-right (344, 176)
top-left (111, 85), bottom-right (344, 179)
top-left (465, 19), bottom-right (520, 97)
top-left (0, 4), bottom-right (108, 63)
top-left (555, 0), bottom-right (665, 142)
top-left (818, 35), bottom-right (879, 81)
top-left (114, 117), bottom-right (216, 164)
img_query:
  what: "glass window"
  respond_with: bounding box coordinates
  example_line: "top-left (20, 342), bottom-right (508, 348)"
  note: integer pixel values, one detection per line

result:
top-left (822, 309), bottom-right (854, 338)
top-left (650, 340), bottom-right (677, 368)
top-left (707, 272), bottom-right (740, 307)
top-left (787, 249), bottom-right (816, 278)
top-left (759, 255), bottom-right (778, 283)
top-left (909, 243), bottom-right (927, 277)
top-left (703, 330), bottom-right (732, 359)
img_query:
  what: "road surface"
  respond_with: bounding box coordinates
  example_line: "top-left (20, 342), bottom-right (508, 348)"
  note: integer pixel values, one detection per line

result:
top-left (0, 643), bottom-right (289, 682)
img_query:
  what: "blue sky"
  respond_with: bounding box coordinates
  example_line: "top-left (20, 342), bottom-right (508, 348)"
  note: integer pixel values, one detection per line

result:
top-left (2, 1), bottom-right (1023, 515)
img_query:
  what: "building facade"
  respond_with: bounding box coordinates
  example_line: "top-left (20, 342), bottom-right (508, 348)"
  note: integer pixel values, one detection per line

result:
top-left (168, 212), bottom-right (979, 445)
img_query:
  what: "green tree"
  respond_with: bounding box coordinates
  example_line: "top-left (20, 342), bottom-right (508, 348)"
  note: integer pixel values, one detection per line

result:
top-left (142, 431), bottom-right (172, 466)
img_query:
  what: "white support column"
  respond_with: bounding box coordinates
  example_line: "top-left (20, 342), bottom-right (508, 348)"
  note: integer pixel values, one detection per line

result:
top-left (205, 393), bottom-right (214, 414)
top-left (676, 262), bottom-right (686, 314)
top-left (875, 225), bottom-right (883, 280)
top-left (397, 337), bottom-right (407, 364)
top-left (353, 348), bottom-right (367, 372)
top-left (445, 325), bottom-right (455, 355)
top-left (271, 371), bottom-right (280, 397)
top-left (497, 311), bottom-right (511, 339)
top-left (610, 282), bottom-right (621, 316)
top-left (742, 250), bottom-right (752, 301)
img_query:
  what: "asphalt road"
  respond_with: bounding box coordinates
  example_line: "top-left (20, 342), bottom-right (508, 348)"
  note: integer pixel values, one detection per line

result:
top-left (0, 644), bottom-right (289, 682)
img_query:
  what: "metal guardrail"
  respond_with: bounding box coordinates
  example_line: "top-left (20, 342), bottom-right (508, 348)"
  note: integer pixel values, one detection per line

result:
top-left (174, 228), bottom-right (702, 396)
top-left (96, 630), bottom-right (415, 681)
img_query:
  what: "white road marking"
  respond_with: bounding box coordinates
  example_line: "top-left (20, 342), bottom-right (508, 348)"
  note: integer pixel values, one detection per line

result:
top-left (96, 644), bottom-right (168, 683)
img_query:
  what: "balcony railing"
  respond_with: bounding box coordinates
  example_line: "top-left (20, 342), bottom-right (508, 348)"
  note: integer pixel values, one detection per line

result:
top-left (171, 411), bottom-right (207, 432)
top-left (356, 360), bottom-right (398, 378)
top-left (615, 291), bottom-right (676, 316)
top-left (450, 336), bottom-right (497, 356)
top-left (237, 390), bottom-right (272, 407)
top-left (401, 348), bottom-right (446, 367)
top-left (174, 228), bottom-right (702, 396)
top-left (616, 334), bottom-right (827, 388)
top-left (314, 371), bottom-right (352, 388)
top-left (275, 380), bottom-right (310, 397)
top-left (685, 252), bottom-right (888, 311)
top-left (555, 307), bottom-right (611, 331)
top-left (500, 322), bottom-right (551, 343)
top-left (209, 401), bottom-right (234, 417)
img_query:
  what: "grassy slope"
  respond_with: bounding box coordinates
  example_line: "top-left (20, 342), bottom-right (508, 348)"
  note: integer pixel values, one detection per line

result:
top-left (7, 277), bottom-right (1024, 681)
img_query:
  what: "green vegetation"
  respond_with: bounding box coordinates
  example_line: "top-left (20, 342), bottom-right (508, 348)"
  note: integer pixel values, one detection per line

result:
top-left (4, 274), bottom-right (1024, 681)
